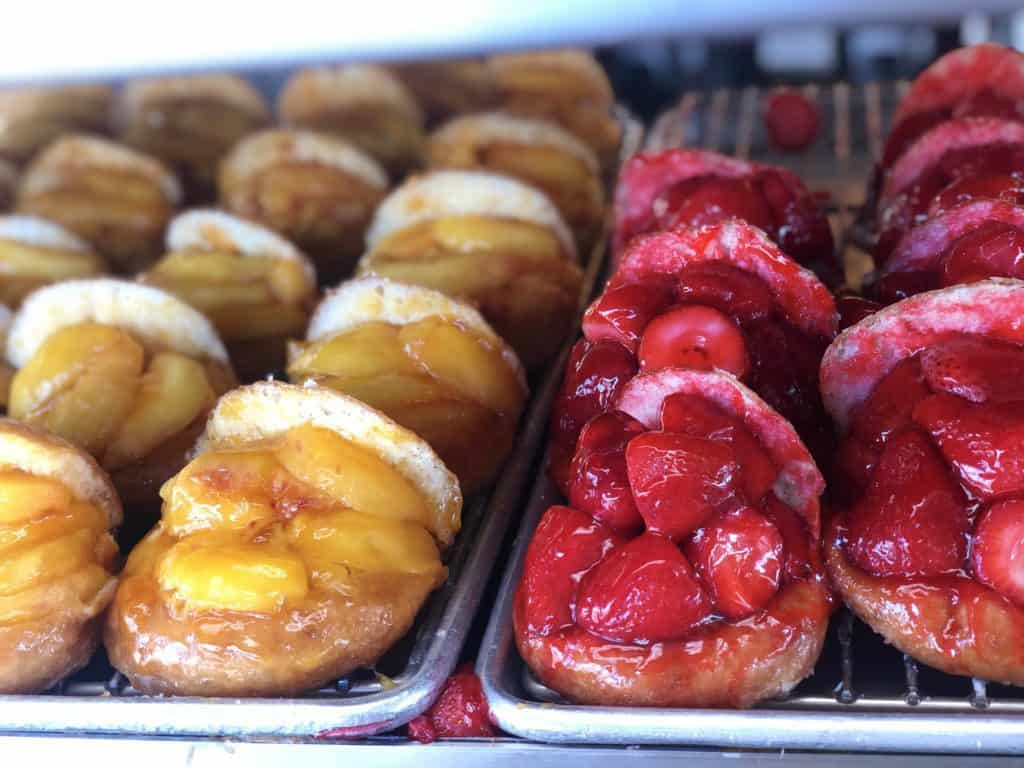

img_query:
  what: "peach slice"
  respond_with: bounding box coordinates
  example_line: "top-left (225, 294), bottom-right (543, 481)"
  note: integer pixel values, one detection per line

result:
top-left (431, 215), bottom-right (563, 259)
top-left (319, 372), bottom-right (455, 412)
top-left (0, 562), bottom-right (112, 626)
top-left (0, 471), bottom-right (74, 526)
top-left (400, 317), bottom-right (522, 412)
top-left (0, 240), bottom-right (104, 280)
top-left (286, 509), bottom-right (442, 576)
top-left (275, 424), bottom-right (433, 531)
top-left (0, 527), bottom-right (100, 595)
top-left (104, 352), bottom-right (216, 470)
top-left (158, 536), bottom-right (308, 613)
top-left (289, 323), bottom-right (414, 379)
top-left (9, 322), bottom-right (145, 456)
top-left (0, 501), bottom-right (106, 554)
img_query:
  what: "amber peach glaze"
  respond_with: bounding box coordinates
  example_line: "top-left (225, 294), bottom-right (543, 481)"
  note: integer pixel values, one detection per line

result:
top-left (5, 280), bottom-right (236, 504)
top-left (105, 382), bottom-right (460, 696)
top-left (287, 278), bottom-right (526, 495)
top-left (0, 420), bottom-right (120, 693)
top-left (358, 170), bottom-right (583, 369)
top-left (822, 279), bottom-right (1024, 683)
top-left (15, 136), bottom-right (180, 273)
top-left (516, 369), bottom-right (830, 707)
top-left (0, 215), bottom-right (106, 308)
top-left (141, 210), bottom-right (317, 379)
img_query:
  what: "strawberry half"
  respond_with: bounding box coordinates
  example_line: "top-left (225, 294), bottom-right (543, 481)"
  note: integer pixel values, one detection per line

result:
top-left (660, 393), bottom-right (776, 503)
top-left (915, 393), bottom-right (1024, 501)
top-left (575, 532), bottom-right (711, 643)
top-left (674, 262), bottom-right (777, 323)
top-left (685, 506), bottom-right (784, 620)
top-left (919, 336), bottom-right (1024, 404)
top-left (568, 412), bottom-right (646, 534)
top-left (582, 282), bottom-right (673, 353)
top-left (514, 505), bottom-right (623, 637)
top-left (972, 498), bottom-right (1024, 608)
top-left (638, 305), bottom-right (750, 377)
top-left (626, 431), bottom-right (741, 540)
top-left (850, 355), bottom-right (932, 447)
top-left (844, 427), bottom-right (969, 578)
top-left (762, 494), bottom-right (816, 582)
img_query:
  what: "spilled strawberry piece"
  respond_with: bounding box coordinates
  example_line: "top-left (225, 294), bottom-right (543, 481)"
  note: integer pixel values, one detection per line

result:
top-left (930, 174), bottom-right (1024, 217)
top-left (582, 282), bottom-right (673, 353)
top-left (940, 220), bottom-right (1024, 286)
top-left (914, 393), bottom-right (1024, 501)
top-left (625, 431), bottom-right (741, 540)
top-left (653, 175), bottom-right (775, 234)
top-left (835, 290), bottom-right (882, 330)
top-left (844, 428), bottom-right (969, 578)
top-left (972, 498), bottom-right (1024, 607)
top-left (406, 663), bottom-right (496, 743)
top-left (762, 88), bottom-right (821, 153)
top-left (515, 505), bottom-right (623, 637)
top-left (638, 305), bottom-right (749, 377)
top-left (660, 393), bottom-right (776, 503)
top-left (675, 262), bottom-right (777, 323)
top-left (575, 532), bottom-right (711, 643)
top-left (549, 339), bottom-right (638, 478)
top-left (762, 494), bottom-right (816, 582)
top-left (569, 412), bottom-right (646, 534)
top-left (919, 336), bottom-right (1024, 404)
top-left (685, 506), bottom-right (784, 619)
top-left (849, 356), bottom-right (932, 447)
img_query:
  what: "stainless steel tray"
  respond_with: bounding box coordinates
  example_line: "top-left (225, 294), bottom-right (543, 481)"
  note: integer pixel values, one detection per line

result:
top-left (478, 83), bottom-right (1024, 755)
top-left (0, 107), bottom-right (644, 740)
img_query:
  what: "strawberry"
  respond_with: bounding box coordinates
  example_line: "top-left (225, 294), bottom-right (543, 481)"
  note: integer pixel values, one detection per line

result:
top-left (972, 498), bottom-right (1024, 607)
top-left (514, 505), bottom-right (623, 637)
top-left (638, 305), bottom-right (750, 377)
top-left (674, 262), bottom-right (777, 322)
top-left (919, 336), bottom-right (1024, 404)
top-left (660, 393), bottom-right (776, 503)
top-left (653, 176), bottom-right (775, 234)
top-left (549, 339), bottom-right (637, 456)
top-left (406, 663), bottom-right (495, 743)
top-left (832, 435), bottom-right (879, 502)
top-left (568, 412), bottom-right (646, 534)
top-left (762, 88), bottom-right (821, 153)
top-left (762, 494), bottom-right (816, 582)
top-left (930, 174), bottom-right (1024, 217)
top-left (625, 431), bottom-right (741, 540)
top-left (844, 427), bottom-right (969, 578)
top-left (685, 506), bottom-right (784, 619)
top-left (582, 282), bottom-right (673, 353)
top-left (575, 532), bottom-right (711, 643)
top-left (914, 393), bottom-right (1024, 500)
top-left (835, 290), bottom-right (881, 331)
top-left (849, 355), bottom-right (932, 447)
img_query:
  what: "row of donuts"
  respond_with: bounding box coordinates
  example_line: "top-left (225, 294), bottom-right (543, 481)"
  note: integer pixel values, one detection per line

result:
top-left (0, 52), bottom-right (619, 698)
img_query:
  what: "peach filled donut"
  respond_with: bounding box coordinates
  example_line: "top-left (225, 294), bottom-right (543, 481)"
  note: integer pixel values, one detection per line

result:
top-left (5, 279), bottom-right (236, 504)
top-left (0, 419), bottom-right (120, 693)
top-left (105, 381), bottom-right (461, 697)
top-left (515, 368), bottom-right (830, 707)
top-left (140, 209), bottom-right (317, 380)
top-left (357, 170), bottom-right (583, 368)
top-left (287, 277), bottom-right (527, 494)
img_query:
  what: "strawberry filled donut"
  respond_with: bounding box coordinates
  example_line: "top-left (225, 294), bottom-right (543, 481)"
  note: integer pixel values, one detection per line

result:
top-left (823, 279), bottom-right (1024, 684)
top-left (548, 221), bottom-right (837, 489)
top-left (516, 368), bottom-right (830, 707)
top-left (612, 148), bottom-right (835, 277)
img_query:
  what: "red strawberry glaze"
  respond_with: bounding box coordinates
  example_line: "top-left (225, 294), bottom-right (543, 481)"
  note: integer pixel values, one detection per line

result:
top-left (823, 280), bottom-right (1024, 683)
top-left (406, 664), bottom-right (496, 743)
top-left (515, 369), bottom-right (830, 707)
top-left (612, 149), bottom-right (834, 273)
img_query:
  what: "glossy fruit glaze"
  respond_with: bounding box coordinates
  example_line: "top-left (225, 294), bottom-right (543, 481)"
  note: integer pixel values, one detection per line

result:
top-left (519, 374), bottom-right (830, 706)
top-left (549, 256), bottom-right (833, 489)
top-left (876, 142), bottom-right (1024, 263)
top-left (875, 218), bottom-right (1024, 304)
top-left (835, 333), bottom-right (1024, 608)
top-left (762, 88), bottom-right (821, 153)
top-left (612, 149), bottom-right (834, 272)
top-left (406, 663), bottom-right (496, 743)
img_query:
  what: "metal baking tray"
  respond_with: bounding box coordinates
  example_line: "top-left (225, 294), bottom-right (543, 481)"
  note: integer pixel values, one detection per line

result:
top-left (0, 108), bottom-right (644, 739)
top-left (478, 83), bottom-right (1024, 755)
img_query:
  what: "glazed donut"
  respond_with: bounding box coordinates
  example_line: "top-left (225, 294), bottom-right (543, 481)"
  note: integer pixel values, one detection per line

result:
top-left (823, 279), bottom-right (1024, 683)
top-left (516, 368), bottom-right (830, 707)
